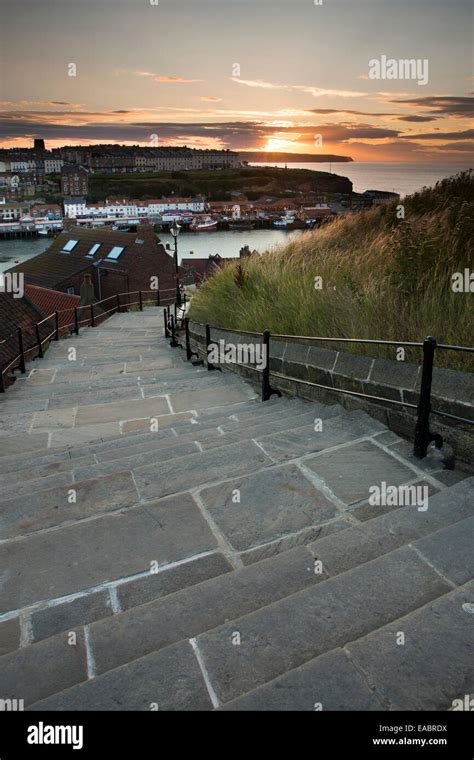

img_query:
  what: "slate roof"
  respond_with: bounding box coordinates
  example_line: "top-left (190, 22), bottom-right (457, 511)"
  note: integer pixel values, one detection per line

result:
top-left (6, 225), bottom-right (172, 290)
top-left (0, 292), bottom-right (50, 378)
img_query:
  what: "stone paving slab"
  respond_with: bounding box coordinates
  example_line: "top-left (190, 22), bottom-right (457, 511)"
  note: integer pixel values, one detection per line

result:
top-left (0, 493), bottom-right (217, 612)
top-left (73, 441), bottom-right (199, 481)
top-left (222, 648), bottom-right (385, 711)
top-left (348, 478), bottom-right (439, 522)
top-left (74, 397), bottom-right (170, 426)
top-left (0, 471), bottom-right (73, 502)
top-left (30, 590), bottom-right (113, 644)
top-left (0, 627), bottom-right (87, 707)
top-left (347, 582), bottom-right (474, 710)
top-left (117, 552), bottom-right (233, 611)
top-left (29, 640), bottom-right (212, 711)
top-left (88, 546), bottom-right (321, 676)
top-left (49, 422), bottom-right (122, 448)
top-left (31, 408), bottom-right (77, 430)
top-left (303, 440), bottom-right (416, 505)
top-left (0, 433), bottom-right (49, 458)
top-left (0, 471), bottom-right (138, 539)
top-left (169, 384), bottom-right (257, 413)
top-left (0, 618), bottom-right (21, 656)
top-left (307, 487), bottom-right (474, 577)
top-left (47, 386), bottom-right (143, 410)
top-left (255, 410), bottom-right (384, 463)
top-left (133, 440), bottom-right (273, 501)
top-left (0, 454), bottom-right (96, 485)
top-left (199, 463), bottom-right (339, 551)
top-left (0, 413), bottom-right (35, 436)
top-left (414, 517), bottom-right (474, 586)
top-left (195, 546), bottom-right (451, 703)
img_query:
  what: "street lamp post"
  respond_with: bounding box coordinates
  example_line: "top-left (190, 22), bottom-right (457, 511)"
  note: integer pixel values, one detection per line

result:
top-left (169, 221), bottom-right (182, 307)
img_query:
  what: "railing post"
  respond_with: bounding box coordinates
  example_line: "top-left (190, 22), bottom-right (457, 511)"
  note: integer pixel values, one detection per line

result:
top-left (163, 306), bottom-right (169, 337)
top-left (413, 336), bottom-right (443, 458)
top-left (0, 370), bottom-right (4, 393)
top-left (205, 323), bottom-right (221, 372)
top-left (35, 323), bottom-right (44, 358)
top-left (55, 311), bottom-right (60, 340)
top-left (74, 307), bottom-right (79, 335)
top-left (18, 328), bottom-right (26, 374)
top-left (90, 303), bottom-right (96, 328)
top-left (261, 329), bottom-right (282, 401)
top-left (116, 294), bottom-right (120, 314)
top-left (156, 289), bottom-right (161, 307)
top-left (139, 291), bottom-right (143, 312)
top-left (169, 314), bottom-right (179, 348)
top-left (184, 317), bottom-right (199, 362)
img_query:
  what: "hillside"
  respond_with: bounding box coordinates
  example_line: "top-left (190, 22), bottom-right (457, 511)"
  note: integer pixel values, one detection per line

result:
top-left (189, 171), bottom-right (474, 369)
top-left (87, 166), bottom-right (352, 202)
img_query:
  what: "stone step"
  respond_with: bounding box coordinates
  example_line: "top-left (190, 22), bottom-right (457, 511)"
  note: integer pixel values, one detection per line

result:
top-left (23, 552), bottom-right (233, 647)
top-left (0, 492), bottom-right (220, 613)
top-left (222, 580), bottom-right (474, 711)
top-left (15, 537), bottom-right (462, 710)
top-left (0, 546), bottom-right (323, 706)
top-left (29, 640), bottom-right (214, 711)
top-left (191, 544), bottom-right (453, 704)
top-left (306, 478), bottom-right (474, 576)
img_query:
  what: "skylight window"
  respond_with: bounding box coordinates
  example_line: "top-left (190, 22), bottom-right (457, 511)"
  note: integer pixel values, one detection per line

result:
top-left (85, 243), bottom-right (101, 258)
top-left (61, 239), bottom-right (79, 253)
top-left (106, 246), bottom-right (125, 260)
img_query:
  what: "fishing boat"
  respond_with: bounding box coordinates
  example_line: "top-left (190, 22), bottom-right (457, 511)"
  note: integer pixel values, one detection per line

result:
top-left (272, 218), bottom-right (289, 229)
top-left (190, 216), bottom-right (218, 232)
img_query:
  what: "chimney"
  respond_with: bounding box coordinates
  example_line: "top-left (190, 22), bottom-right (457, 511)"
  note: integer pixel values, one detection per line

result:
top-left (79, 273), bottom-right (95, 305)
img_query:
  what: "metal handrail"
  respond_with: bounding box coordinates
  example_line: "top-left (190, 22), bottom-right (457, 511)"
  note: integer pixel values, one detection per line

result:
top-left (0, 287), bottom-right (174, 392)
top-left (182, 319), bottom-right (473, 460)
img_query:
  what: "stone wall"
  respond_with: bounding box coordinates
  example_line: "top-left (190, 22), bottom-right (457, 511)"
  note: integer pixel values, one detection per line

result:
top-left (188, 322), bottom-right (474, 464)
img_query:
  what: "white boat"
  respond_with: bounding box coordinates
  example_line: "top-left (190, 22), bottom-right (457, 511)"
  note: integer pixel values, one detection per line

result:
top-left (273, 218), bottom-right (289, 228)
top-left (37, 228), bottom-right (50, 236)
top-left (190, 216), bottom-right (218, 232)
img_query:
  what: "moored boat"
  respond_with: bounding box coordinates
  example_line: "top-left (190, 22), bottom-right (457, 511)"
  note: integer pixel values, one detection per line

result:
top-left (190, 216), bottom-right (218, 232)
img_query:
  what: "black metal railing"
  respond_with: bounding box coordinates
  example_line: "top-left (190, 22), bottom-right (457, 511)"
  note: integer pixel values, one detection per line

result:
top-left (175, 319), bottom-right (473, 460)
top-left (0, 287), bottom-right (176, 393)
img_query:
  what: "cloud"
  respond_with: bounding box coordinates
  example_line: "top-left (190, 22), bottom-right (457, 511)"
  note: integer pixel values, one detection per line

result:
top-left (387, 96), bottom-right (474, 117)
top-left (231, 78), bottom-right (367, 98)
top-left (201, 96), bottom-right (222, 102)
top-left (306, 108), bottom-right (437, 122)
top-left (154, 76), bottom-right (203, 83)
top-left (399, 129), bottom-right (474, 141)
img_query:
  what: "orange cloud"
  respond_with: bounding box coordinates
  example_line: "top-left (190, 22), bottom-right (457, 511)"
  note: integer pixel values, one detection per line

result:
top-left (154, 76), bottom-right (203, 83)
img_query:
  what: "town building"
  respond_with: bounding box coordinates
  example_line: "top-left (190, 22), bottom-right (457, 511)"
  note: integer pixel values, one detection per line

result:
top-left (6, 225), bottom-right (180, 303)
top-left (61, 165), bottom-right (89, 196)
top-left (63, 196), bottom-right (205, 219)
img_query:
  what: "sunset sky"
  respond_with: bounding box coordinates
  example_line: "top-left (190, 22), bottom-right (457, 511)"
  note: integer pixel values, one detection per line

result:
top-left (0, 0), bottom-right (472, 162)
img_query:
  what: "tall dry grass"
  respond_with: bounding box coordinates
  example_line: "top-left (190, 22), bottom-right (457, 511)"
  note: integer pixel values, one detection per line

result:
top-left (189, 172), bottom-right (474, 369)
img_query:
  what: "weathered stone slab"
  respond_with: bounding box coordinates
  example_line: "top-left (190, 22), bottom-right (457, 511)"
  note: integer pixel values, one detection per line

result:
top-left (120, 411), bottom-right (195, 434)
top-left (25, 368), bottom-right (56, 385)
top-left (0, 433), bottom-right (49, 458)
top-left (74, 397), bottom-right (170, 426)
top-left (0, 617), bottom-right (21, 656)
top-left (306, 345), bottom-right (338, 371)
top-left (347, 582), bottom-right (474, 710)
top-left (0, 471), bottom-right (138, 538)
top-left (29, 640), bottom-right (212, 711)
top-left (0, 413), bottom-right (34, 436)
top-left (0, 493), bottom-right (217, 612)
top-left (133, 441), bottom-right (272, 501)
top-left (88, 546), bottom-right (319, 676)
top-left (349, 478), bottom-right (439, 522)
top-left (370, 358), bottom-right (419, 390)
top-left (223, 648), bottom-right (385, 710)
top-left (73, 441), bottom-right (198, 481)
top-left (169, 384), bottom-right (257, 413)
top-left (255, 410), bottom-right (383, 463)
top-left (200, 464), bottom-right (338, 551)
top-left (333, 352), bottom-right (373, 380)
top-left (30, 591), bottom-right (113, 644)
top-left (50, 422), bottom-right (121, 448)
top-left (414, 517), bottom-right (474, 586)
top-left (303, 440), bottom-right (415, 505)
top-left (0, 471), bottom-right (72, 502)
top-left (118, 552), bottom-right (233, 610)
top-left (195, 546), bottom-right (451, 703)
top-left (0, 628), bottom-right (87, 707)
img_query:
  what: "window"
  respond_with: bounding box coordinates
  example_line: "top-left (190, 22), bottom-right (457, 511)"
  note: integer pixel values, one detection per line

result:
top-left (61, 239), bottom-right (79, 253)
top-left (106, 246), bottom-right (125, 260)
top-left (67, 287), bottom-right (75, 295)
top-left (85, 243), bottom-right (101, 258)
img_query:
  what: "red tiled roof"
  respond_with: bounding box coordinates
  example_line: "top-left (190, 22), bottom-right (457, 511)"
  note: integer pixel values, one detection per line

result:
top-left (25, 285), bottom-right (80, 328)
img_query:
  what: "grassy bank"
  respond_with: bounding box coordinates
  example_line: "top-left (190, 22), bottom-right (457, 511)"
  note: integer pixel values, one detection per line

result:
top-left (189, 171), bottom-right (474, 369)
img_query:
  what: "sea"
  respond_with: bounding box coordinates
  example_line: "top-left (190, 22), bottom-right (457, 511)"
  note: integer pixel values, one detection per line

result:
top-left (0, 161), bottom-right (470, 274)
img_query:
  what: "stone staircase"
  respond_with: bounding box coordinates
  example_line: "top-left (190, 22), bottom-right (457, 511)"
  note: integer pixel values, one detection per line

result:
top-left (0, 308), bottom-right (472, 711)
